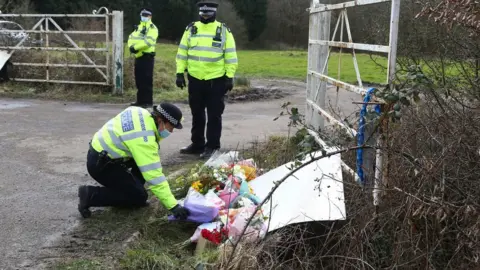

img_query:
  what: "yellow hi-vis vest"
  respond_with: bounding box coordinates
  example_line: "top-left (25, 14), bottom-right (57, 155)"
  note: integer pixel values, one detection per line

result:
top-left (90, 106), bottom-right (177, 210)
top-left (127, 21), bottom-right (158, 58)
top-left (176, 20), bottom-right (238, 80)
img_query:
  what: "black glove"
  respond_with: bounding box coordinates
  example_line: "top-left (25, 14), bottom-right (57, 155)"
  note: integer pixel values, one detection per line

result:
top-left (225, 77), bottom-right (234, 92)
top-left (129, 46), bottom-right (138, 54)
top-left (170, 204), bottom-right (190, 220)
top-left (176, 73), bottom-right (186, 89)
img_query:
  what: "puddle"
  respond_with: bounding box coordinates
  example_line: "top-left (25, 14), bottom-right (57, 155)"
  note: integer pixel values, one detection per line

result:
top-left (0, 101), bottom-right (32, 109)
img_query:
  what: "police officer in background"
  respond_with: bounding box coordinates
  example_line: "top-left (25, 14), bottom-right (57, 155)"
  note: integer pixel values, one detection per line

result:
top-left (175, 1), bottom-right (238, 159)
top-left (127, 8), bottom-right (158, 108)
top-left (77, 103), bottom-right (189, 220)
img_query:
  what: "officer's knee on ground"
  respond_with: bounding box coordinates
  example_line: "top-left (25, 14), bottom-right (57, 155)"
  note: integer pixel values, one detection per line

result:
top-left (128, 189), bottom-right (148, 206)
top-left (138, 190), bottom-right (149, 205)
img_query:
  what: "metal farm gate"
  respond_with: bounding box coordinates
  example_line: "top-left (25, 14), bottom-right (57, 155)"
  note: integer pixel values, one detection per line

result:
top-left (0, 8), bottom-right (124, 94)
top-left (306, 0), bottom-right (401, 206)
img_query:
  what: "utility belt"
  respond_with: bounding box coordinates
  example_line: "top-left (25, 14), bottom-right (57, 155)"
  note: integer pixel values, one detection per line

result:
top-left (89, 144), bottom-right (134, 169)
top-left (138, 52), bottom-right (155, 58)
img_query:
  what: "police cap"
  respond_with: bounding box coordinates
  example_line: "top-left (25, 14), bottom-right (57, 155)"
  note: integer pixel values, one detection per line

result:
top-left (153, 103), bottom-right (183, 129)
top-left (140, 8), bottom-right (153, 16)
top-left (196, 1), bottom-right (219, 8)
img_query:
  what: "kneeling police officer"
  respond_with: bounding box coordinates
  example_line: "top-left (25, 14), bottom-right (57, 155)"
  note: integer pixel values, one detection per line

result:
top-left (78, 103), bottom-right (190, 220)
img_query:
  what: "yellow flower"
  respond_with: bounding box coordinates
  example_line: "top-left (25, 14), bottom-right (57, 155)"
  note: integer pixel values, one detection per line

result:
top-left (192, 181), bottom-right (203, 192)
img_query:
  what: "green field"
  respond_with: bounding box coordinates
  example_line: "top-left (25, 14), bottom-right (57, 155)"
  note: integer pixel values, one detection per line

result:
top-left (3, 42), bottom-right (473, 104)
top-left (0, 43), bottom-right (391, 102)
top-left (149, 44), bottom-right (388, 83)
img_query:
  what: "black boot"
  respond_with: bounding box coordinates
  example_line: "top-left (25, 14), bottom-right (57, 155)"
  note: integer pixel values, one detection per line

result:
top-left (180, 144), bottom-right (205, 155)
top-left (130, 102), bottom-right (141, 106)
top-left (78, 186), bottom-right (93, 218)
top-left (200, 147), bottom-right (218, 159)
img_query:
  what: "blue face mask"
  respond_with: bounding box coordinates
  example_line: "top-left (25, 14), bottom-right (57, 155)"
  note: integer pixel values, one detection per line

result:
top-left (159, 129), bottom-right (170, 139)
top-left (141, 16), bottom-right (150, 22)
top-left (159, 121), bottom-right (171, 139)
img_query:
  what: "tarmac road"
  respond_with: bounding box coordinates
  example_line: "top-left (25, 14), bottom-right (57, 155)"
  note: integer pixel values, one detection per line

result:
top-left (0, 80), bottom-right (361, 269)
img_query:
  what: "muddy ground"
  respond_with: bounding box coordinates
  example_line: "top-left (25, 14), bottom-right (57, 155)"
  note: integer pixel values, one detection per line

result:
top-left (226, 79), bottom-right (292, 103)
top-left (0, 79), bottom-right (363, 269)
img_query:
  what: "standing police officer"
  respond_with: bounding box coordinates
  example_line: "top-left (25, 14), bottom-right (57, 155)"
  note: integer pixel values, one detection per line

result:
top-left (175, 1), bottom-right (238, 159)
top-left (127, 8), bottom-right (158, 108)
top-left (77, 103), bottom-right (189, 220)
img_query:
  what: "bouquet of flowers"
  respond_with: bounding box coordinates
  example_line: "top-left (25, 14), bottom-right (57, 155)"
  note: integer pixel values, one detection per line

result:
top-left (201, 227), bottom-right (229, 245)
top-left (169, 151), bottom-right (269, 247)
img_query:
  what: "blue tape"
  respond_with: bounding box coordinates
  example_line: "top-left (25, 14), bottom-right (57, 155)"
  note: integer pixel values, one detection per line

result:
top-left (356, 88), bottom-right (381, 186)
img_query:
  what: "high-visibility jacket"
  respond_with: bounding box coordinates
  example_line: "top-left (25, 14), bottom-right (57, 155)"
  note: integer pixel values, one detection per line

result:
top-left (127, 21), bottom-right (158, 58)
top-left (90, 106), bottom-right (177, 210)
top-left (176, 20), bottom-right (238, 80)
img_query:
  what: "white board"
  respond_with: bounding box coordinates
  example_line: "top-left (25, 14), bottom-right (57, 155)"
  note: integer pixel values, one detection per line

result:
top-left (0, 50), bottom-right (12, 69)
top-left (249, 150), bottom-right (346, 232)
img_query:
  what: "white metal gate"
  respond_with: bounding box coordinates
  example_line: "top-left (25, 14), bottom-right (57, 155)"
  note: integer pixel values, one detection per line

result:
top-left (306, 0), bottom-right (401, 206)
top-left (0, 9), bottom-right (124, 94)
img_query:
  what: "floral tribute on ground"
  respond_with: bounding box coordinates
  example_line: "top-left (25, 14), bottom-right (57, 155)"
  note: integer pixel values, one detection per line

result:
top-left (168, 152), bottom-right (269, 246)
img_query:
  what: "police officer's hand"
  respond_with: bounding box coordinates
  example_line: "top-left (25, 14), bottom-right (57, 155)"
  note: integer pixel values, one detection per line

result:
top-left (170, 204), bottom-right (190, 220)
top-left (225, 77), bottom-right (234, 92)
top-left (129, 46), bottom-right (138, 54)
top-left (176, 73), bottom-right (186, 89)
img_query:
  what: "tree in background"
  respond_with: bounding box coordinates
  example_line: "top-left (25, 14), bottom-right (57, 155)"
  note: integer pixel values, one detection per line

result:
top-left (260, 0), bottom-right (310, 49)
top-left (417, 0), bottom-right (480, 36)
top-left (149, 0), bottom-right (198, 41)
top-left (230, 0), bottom-right (268, 42)
top-left (215, 0), bottom-right (248, 47)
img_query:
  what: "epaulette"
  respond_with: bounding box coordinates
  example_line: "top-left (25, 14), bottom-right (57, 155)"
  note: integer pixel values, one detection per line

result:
top-left (222, 22), bottom-right (232, 33)
top-left (150, 23), bottom-right (156, 29)
top-left (186, 21), bottom-right (195, 31)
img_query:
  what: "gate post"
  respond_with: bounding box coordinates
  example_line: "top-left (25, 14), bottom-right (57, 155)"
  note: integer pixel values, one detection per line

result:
top-left (306, 0), bottom-right (331, 132)
top-left (112, 10), bottom-right (124, 95)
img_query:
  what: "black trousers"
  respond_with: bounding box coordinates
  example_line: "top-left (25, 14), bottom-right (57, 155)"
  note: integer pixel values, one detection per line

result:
top-left (85, 146), bottom-right (148, 208)
top-left (188, 74), bottom-right (227, 149)
top-left (134, 54), bottom-right (155, 105)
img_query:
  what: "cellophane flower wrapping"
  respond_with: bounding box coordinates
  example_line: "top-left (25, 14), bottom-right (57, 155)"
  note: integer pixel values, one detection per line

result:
top-left (168, 188), bottom-right (220, 223)
top-left (189, 221), bottom-right (224, 242)
top-left (171, 151), bottom-right (269, 246)
top-left (228, 206), bottom-right (268, 243)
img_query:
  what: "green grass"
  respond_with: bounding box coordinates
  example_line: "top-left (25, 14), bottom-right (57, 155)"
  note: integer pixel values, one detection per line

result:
top-left (55, 259), bottom-right (104, 270)
top-left (1, 43), bottom-right (391, 103)
top-left (4, 42), bottom-right (475, 104)
top-left (0, 83), bottom-right (189, 104)
top-left (153, 44), bottom-right (388, 83)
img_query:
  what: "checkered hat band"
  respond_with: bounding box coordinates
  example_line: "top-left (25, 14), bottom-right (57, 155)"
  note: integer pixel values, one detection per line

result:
top-left (157, 107), bottom-right (178, 125)
top-left (199, 6), bottom-right (217, 12)
top-left (199, 11), bottom-right (215, 16)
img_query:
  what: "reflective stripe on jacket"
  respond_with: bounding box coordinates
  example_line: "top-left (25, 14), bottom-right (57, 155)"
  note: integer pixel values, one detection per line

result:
top-left (90, 106), bottom-right (177, 210)
top-left (176, 20), bottom-right (238, 80)
top-left (127, 21), bottom-right (159, 58)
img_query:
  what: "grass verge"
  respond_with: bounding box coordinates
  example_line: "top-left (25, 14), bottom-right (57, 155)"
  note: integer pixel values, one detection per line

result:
top-left (52, 134), bottom-right (303, 270)
top-left (119, 134), bottom-right (303, 270)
